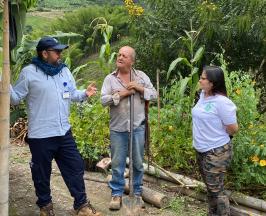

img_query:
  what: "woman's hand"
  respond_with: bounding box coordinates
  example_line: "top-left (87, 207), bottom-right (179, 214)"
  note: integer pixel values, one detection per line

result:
top-left (226, 123), bottom-right (239, 135)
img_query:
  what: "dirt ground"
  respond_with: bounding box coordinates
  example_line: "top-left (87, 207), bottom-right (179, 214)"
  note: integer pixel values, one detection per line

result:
top-left (9, 143), bottom-right (206, 216)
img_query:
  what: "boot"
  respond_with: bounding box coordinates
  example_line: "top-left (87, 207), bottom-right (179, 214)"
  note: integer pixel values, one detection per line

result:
top-left (76, 202), bottom-right (102, 216)
top-left (40, 202), bottom-right (55, 216)
top-left (109, 196), bottom-right (122, 210)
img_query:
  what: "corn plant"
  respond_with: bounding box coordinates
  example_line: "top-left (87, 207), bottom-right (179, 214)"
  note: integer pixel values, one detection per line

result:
top-left (167, 20), bottom-right (204, 108)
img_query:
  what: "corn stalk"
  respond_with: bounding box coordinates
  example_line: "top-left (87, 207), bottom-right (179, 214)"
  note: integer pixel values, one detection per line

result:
top-left (167, 21), bottom-right (204, 107)
top-left (0, 0), bottom-right (10, 215)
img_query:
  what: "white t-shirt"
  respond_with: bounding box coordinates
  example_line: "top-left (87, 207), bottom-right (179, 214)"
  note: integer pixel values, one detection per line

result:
top-left (192, 91), bottom-right (237, 153)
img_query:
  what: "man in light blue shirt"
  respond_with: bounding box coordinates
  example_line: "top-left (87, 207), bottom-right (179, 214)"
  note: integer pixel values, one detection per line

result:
top-left (10, 37), bottom-right (102, 216)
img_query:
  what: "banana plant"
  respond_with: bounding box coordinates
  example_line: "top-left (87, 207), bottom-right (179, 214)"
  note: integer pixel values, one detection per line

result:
top-left (0, 0), bottom-right (38, 46)
top-left (11, 32), bottom-right (82, 83)
top-left (167, 20), bottom-right (204, 107)
top-left (70, 17), bottom-right (117, 82)
top-left (90, 17), bottom-right (116, 75)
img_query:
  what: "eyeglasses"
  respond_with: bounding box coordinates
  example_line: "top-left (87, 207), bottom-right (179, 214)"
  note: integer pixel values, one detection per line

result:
top-left (200, 76), bottom-right (208, 80)
top-left (46, 49), bottom-right (62, 54)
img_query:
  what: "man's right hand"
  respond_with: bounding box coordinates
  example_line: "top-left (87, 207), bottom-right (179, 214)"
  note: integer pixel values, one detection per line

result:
top-left (118, 89), bottom-right (135, 98)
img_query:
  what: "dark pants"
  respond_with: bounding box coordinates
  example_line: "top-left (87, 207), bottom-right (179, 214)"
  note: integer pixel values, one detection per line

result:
top-left (196, 143), bottom-right (232, 216)
top-left (27, 129), bottom-right (87, 210)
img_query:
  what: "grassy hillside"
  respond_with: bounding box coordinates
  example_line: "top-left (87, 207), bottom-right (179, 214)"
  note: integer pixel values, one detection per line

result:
top-left (37, 0), bottom-right (123, 9)
top-left (25, 13), bottom-right (57, 32)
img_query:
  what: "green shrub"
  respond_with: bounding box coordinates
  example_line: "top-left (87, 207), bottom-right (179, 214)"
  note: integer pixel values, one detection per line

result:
top-left (149, 78), bottom-right (196, 172)
top-left (50, 6), bottom-right (130, 66)
top-left (149, 64), bottom-right (266, 190)
top-left (228, 71), bottom-right (266, 188)
top-left (69, 97), bottom-right (110, 164)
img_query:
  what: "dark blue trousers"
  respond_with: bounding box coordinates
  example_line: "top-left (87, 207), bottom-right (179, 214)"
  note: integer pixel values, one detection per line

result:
top-left (27, 129), bottom-right (87, 210)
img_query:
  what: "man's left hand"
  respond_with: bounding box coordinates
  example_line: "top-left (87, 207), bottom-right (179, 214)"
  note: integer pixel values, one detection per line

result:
top-left (127, 81), bottom-right (144, 94)
top-left (86, 83), bottom-right (97, 97)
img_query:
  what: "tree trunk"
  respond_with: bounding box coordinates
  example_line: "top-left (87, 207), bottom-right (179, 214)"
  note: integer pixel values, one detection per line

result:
top-left (0, 0), bottom-right (10, 215)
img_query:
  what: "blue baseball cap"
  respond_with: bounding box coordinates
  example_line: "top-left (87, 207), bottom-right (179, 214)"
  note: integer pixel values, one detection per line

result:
top-left (36, 36), bottom-right (69, 51)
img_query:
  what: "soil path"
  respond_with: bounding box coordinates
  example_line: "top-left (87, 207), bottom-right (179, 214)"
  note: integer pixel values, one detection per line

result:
top-left (9, 144), bottom-right (206, 216)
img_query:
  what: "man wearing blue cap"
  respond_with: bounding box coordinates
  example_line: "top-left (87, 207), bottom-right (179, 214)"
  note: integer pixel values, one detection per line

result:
top-left (10, 36), bottom-right (102, 216)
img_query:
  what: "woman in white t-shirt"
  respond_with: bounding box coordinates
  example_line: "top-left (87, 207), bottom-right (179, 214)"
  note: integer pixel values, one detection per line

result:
top-left (192, 66), bottom-right (238, 216)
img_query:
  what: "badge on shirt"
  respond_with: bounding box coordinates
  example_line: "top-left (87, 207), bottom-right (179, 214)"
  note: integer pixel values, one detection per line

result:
top-left (204, 102), bottom-right (214, 112)
top-left (63, 82), bottom-right (70, 99)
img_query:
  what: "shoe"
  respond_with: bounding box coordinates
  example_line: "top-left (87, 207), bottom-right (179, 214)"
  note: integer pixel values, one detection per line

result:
top-left (109, 196), bottom-right (122, 210)
top-left (135, 195), bottom-right (145, 208)
top-left (40, 202), bottom-right (55, 216)
top-left (75, 202), bottom-right (102, 216)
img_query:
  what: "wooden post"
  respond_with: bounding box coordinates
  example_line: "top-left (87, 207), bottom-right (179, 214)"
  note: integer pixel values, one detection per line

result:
top-left (0, 0), bottom-right (10, 215)
top-left (156, 69), bottom-right (160, 130)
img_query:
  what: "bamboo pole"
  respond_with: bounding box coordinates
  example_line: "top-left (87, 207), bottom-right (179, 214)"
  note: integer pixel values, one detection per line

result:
top-left (0, 0), bottom-right (10, 215)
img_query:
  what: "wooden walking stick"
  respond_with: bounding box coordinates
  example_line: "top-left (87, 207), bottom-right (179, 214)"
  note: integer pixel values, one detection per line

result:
top-left (144, 100), bottom-right (150, 170)
top-left (122, 69), bottom-right (142, 216)
top-left (0, 1), bottom-right (10, 215)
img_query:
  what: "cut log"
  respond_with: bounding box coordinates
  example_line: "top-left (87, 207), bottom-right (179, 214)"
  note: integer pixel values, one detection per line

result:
top-left (144, 173), bottom-right (266, 215)
top-left (124, 182), bottom-right (169, 209)
top-left (96, 157), bottom-right (111, 171)
top-left (143, 162), bottom-right (203, 188)
top-left (151, 162), bottom-right (185, 186)
top-left (83, 176), bottom-right (108, 184)
top-left (142, 162), bottom-right (266, 213)
top-left (225, 190), bottom-right (266, 213)
top-left (179, 187), bottom-right (266, 216)
top-left (83, 173), bottom-right (169, 209)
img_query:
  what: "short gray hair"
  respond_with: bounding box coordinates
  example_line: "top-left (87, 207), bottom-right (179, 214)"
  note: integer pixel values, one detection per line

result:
top-left (131, 49), bottom-right (136, 62)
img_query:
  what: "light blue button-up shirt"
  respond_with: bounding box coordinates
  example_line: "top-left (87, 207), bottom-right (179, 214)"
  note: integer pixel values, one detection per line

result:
top-left (10, 64), bottom-right (87, 138)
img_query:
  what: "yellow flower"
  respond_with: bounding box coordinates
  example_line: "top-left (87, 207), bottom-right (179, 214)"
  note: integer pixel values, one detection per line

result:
top-left (248, 124), bottom-right (253, 129)
top-left (235, 89), bottom-right (241, 95)
top-left (260, 145), bottom-right (264, 149)
top-left (252, 80), bottom-right (256, 85)
top-left (168, 125), bottom-right (174, 132)
top-left (124, 0), bottom-right (144, 16)
top-left (251, 155), bottom-right (259, 162)
top-left (259, 160), bottom-right (266, 167)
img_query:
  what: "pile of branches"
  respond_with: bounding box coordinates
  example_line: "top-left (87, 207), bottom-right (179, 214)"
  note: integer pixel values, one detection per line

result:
top-left (10, 118), bottom-right (28, 145)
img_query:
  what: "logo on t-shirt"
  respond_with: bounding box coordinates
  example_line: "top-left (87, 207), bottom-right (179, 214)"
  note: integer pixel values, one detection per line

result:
top-left (204, 102), bottom-right (214, 112)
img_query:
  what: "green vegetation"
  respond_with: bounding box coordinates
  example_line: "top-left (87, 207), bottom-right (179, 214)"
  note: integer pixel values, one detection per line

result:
top-left (49, 6), bottom-right (129, 68)
top-left (70, 98), bottom-right (109, 168)
top-left (25, 14), bottom-right (52, 33)
top-left (4, 0), bottom-right (266, 200)
top-left (37, 0), bottom-right (123, 9)
top-left (170, 197), bottom-right (206, 216)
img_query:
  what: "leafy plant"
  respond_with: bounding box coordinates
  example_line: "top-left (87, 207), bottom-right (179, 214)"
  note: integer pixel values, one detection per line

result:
top-left (69, 97), bottom-right (110, 167)
top-left (226, 71), bottom-right (266, 188)
top-left (149, 78), bottom-right (195, 171)
top-left (50, 5), bottom-right (130, 66)
top-left (90, 17), bottom-right (117, 75)
top-left (167, 21), bottom-right (204, 107)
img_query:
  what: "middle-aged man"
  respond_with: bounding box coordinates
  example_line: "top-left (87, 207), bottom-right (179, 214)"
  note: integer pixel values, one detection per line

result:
top-left (101, 46), bottom-right (157, 210)
top-left (10, 36), bottom-right (102, 216)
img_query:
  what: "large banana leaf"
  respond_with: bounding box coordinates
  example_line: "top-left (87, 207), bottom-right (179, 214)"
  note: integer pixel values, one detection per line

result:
top-left (0, 0), bottom-right (37, 48)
